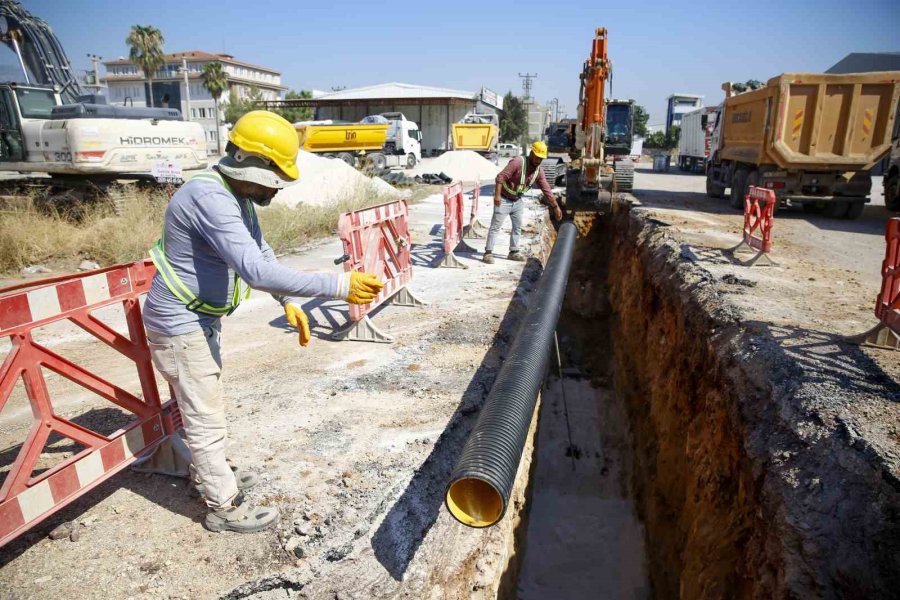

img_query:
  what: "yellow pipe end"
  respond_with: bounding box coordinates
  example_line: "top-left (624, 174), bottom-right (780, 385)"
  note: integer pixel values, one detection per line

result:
top-left (446, 478), bottom-right (504, 528)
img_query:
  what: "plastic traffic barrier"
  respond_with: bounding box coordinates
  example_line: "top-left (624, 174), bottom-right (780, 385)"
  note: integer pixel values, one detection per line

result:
top-left (463, 179), bottom-right (488, 240)
top-left (331, 199), bottom-right (426, 343)
top-left (0, 260), bottom-right (188, 547)
top-left (731, 185), bottom-right (777, 266)
top-left (440, 182), bottom-right (477, 268)
top-left (847, 218), bottom-right (900, 350)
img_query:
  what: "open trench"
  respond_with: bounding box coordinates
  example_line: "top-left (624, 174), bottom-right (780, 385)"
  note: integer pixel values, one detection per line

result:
top-left (501, 205), bottom-right (900, 599)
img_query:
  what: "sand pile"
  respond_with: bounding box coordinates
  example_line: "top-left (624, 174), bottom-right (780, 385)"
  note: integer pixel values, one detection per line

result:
top-left (411, 150), bottom-right (501, 182)
top-left (272, 150), bottom-right (401, 208)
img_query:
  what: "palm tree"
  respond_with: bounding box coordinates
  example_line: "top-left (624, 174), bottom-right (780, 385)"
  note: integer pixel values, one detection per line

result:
top-left (126, 25), bottom-right (165, 108)
top-left (201, 62), bottom-right (228, 156)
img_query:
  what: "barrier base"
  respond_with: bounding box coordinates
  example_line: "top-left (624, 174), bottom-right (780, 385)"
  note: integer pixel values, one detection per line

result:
top-left (331, 315), bottom-right (393, 343)
top-left (331, 286), bottom-right (426, 343)
top-left (132, 433), bottom-right (192, 478)
top-left (730, 241), bottom-right (777, 267)
top-left (844, 323), bottom-right (900, 351)
top-left (464, 219), bottom-right (488, 240)
top-left (439, 251), bottom-right (469, 269)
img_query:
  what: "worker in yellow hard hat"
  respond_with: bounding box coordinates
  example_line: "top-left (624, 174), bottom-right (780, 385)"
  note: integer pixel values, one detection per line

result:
top-left (144, 110), bottom-right (384, 533)
top-left (484, 140), bottom-right (562, 264)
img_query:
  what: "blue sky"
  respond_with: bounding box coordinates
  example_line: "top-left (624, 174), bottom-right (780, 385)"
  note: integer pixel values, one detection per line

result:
top-left (15, 0), bottom-right (899, 126)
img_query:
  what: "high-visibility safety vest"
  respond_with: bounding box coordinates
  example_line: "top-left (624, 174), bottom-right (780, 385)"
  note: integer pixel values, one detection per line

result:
top-left (502, 155), bottom-right (541, 198)
top-left (149, 170), bottom-right (255, 316)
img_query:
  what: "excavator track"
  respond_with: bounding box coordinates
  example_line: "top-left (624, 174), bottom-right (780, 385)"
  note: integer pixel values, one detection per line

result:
top-left (613, 159), bottom-right (634, 192)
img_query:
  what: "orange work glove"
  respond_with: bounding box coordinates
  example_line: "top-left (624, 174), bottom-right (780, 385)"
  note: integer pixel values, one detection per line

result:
top-left (339, 272), bottom-right (385, 305)
top-left (284, 303), bottom-right (311, 347)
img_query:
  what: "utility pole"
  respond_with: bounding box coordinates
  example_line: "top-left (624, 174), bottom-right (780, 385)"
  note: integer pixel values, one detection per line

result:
top-left (518, 72), bottom-right (537, 101)
top-left (180, 58), bottom-right (192, 120)
top-left (86, 53), bottom-right (102, 93)
top-left (550, 98), bottom-right (559, 123)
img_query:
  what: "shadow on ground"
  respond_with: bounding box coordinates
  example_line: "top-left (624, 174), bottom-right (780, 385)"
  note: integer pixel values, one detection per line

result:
top-left (370, 258), bottom-right (542, 580)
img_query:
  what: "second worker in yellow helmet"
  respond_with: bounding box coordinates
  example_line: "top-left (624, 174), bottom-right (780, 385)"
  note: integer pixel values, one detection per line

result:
top-left (484, 141), bottom-right (563, 264)
top-left (144, 110), bottom-right (384, 534)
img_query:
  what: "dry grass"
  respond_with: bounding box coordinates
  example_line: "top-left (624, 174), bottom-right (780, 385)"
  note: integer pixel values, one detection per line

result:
top-left (0, 181), bottom-right (442, 276)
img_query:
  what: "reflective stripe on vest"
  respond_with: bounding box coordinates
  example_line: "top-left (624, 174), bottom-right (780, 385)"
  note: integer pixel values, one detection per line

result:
top-left (502, 155), bottom-right (541, 198)
top-left (149, 170), bottom-right (255, 316)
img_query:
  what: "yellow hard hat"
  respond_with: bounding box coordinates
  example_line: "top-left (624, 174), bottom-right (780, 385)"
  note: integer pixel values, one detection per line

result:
top-left (531, 140), bottom-right (548, 159)
top-left (228, 110), bottom-right (299, 180)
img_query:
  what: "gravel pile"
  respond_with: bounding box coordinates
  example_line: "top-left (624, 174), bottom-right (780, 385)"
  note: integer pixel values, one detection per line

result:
top-left (411, 150), bottom-right (501, 183)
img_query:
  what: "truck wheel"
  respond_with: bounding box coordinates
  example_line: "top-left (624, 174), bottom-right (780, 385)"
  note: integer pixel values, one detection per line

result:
top-left (367, 153), bottom-right (387, 172)
top-left (822, 201), bottom-right (849, 218)
top-left (406, 153), bottom-right (416, 169)
top-left (885, 173), bottom-right (899, 212)
top-left (338, 152), bottom-right (355, 166)
top-left (843, 200), bottom-right (865, 220)
top-left (706, 173), bottom-right (725, 198)
top-left (730, 169), bottom-right (749, 209)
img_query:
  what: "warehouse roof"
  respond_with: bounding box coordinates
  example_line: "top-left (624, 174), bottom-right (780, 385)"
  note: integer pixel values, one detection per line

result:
top-left (826, 52), bottom-right (900, 74)
top-left (316, 82), bottom-right (479, 101)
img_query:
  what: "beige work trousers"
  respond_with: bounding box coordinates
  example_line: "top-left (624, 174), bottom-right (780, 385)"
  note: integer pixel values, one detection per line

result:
top-left (146, 326), bottom-right (238, 510)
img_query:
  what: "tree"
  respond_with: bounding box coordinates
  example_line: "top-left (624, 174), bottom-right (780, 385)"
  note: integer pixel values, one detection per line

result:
top-left (632, 103), bottom-right (649, 138)
top-left (201, 62), bottom-right (228, 155)
top-left (644, 130), bottom-right (666, 148)
top-left (276, 90), bottom-right (313, 124)
top-left (666, 125), bottom-right (681, 150)
top-left (499, 91), bottom-right (527, 143)
top-left (126, 25), bottom-right (165, 108)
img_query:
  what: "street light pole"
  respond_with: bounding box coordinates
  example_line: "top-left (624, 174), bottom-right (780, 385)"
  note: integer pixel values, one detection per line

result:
top-left (86, 53), bottom-right (102, 93)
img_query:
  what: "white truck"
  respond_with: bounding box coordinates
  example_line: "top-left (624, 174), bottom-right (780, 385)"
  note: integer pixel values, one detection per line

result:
top-left (677, 106), bottom-right (718, 173)
top-left (366, 112), bottom-right (422, 169)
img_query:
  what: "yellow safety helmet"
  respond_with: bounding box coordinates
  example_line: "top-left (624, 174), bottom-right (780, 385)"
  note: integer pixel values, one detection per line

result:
top-left (531, 140), bottom-right (548, 159)
top-left (228, 110), bottom-right (299, 180)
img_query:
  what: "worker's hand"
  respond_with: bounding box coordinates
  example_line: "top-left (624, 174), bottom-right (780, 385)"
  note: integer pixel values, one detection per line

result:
top-left (339, 272), bottom-right (384, 304)
top-left (284, 303), bottom-right (311, 347)
top-left (552, 204), bottom-right (563, 221)
top-left (494, 196), bottom-right (501, 208)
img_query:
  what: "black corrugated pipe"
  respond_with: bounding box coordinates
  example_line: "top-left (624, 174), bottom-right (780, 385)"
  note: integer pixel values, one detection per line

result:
top-left (445, 221), bottom-right (577, 527)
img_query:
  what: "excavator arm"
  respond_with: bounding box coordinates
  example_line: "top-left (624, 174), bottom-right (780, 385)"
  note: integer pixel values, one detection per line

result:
top-left (0, 0), bottom-right (81, 103)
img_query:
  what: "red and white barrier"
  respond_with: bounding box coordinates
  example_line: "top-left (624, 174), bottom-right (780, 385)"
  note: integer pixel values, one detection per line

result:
top-left (0, 260), bottom-right (187, 547)
top-left (848, 218), bottom-right (900, 350)
top-left (463, 179), bottom-right (488, 240)
top-left (440, 182), bottom-right (477, 268)
top-left (731, 186), bottom-right (777, 266)
top-left (332, 199), bottom-right (426, 343)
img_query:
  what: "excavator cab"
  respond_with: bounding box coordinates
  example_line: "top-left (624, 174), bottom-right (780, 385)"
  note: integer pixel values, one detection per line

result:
top-left (0, 84), bottom-right (26, 162)
top-left (604, 100), bottom-right (634, 159)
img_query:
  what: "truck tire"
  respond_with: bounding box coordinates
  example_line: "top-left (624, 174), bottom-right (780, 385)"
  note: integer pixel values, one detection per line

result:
top-left (406, 153), bottom-right (416, 169)
top-left (338, 152), bottom-right (355, 167)
top-left (885, 172), bottom-right (899, 212)
top-left (367, 153), bottom-right (387, 172)
top-left (822, 201), bottom-right (849, 218)
top-left (843, 200), bottom-right (865, 220)
top-left (730, 168), bottom-right (749, 210)
top-left (706, 172), bottom-right (725, 198)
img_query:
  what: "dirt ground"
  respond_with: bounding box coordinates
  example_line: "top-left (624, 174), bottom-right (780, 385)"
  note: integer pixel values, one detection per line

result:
top-left (0, 186), bottom-right (551, 599)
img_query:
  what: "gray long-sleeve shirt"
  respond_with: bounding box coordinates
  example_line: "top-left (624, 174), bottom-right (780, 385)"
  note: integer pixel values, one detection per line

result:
top-left (143, 171), bottom-right (340, 336)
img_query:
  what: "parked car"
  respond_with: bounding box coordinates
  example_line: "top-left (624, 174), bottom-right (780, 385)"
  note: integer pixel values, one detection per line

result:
top-left (498, 143), bottom-right (521, 157)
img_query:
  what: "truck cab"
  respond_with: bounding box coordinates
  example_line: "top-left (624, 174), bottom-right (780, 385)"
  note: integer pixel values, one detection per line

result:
top-left (380, 112), bottom-right (422, 168)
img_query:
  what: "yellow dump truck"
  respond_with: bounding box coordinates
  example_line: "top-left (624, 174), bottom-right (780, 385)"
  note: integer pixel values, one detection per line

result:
top-left (294, 113), bottom-right (422, 169)
top-left (705, 71), bottom-right (900, 219)
top-left (451, 113), bottom-right (499, 163)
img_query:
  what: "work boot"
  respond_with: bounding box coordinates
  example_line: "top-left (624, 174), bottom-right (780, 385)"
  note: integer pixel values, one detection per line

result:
top-left (482, 252), bottom-right (495, 264)
top-left (190, 460), bottom-right (259, 499)
top-left (205, 492), bottom-right (279, 533)
top-left (507, 251), bottom-right (526, 262)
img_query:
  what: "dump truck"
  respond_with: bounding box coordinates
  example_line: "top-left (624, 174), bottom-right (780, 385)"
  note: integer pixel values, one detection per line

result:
top-left (705, 71), bottom-right (900, 219)
top-left (450, 113), bottom-right (499, 163)
top-left (294, 113), bottom-right (422, 170)
top-left (677, 106), bottom-right (718, 172)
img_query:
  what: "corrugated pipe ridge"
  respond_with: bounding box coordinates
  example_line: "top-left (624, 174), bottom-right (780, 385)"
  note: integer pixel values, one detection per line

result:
top-left (445, 221), bottom-right (577, 527)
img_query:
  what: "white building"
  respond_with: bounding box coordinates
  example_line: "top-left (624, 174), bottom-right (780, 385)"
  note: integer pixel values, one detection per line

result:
top-left (525, 101), bottom-right (552, 142)
top-left (665, 93), bottom-right (703, 136)
top-left (102, 51), bottom-right (287, 154)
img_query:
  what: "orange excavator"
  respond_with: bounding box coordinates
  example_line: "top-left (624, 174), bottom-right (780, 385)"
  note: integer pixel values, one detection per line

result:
top-left (565, 27), bottom-right (634, 210)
